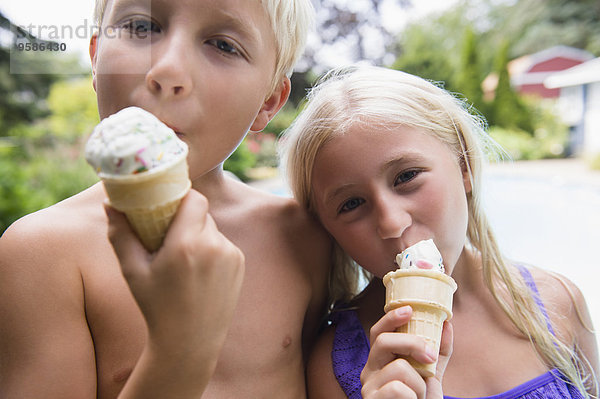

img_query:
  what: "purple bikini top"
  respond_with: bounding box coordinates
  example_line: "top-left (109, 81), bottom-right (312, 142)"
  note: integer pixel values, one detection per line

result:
top-left (329, 265), bottom-right (585, 399)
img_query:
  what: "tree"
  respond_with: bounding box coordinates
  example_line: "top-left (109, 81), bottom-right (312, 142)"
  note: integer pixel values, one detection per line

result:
top-left (288, 0), bottom-right (412, 106)
top-left (0, 11), bottom-right (87, 135)
top-left (391, 21), bottom-right (455, 87)
top-left (0, 77), bottom-right (99, 234)
top-left (456, 26), bottom-right (486, 115)
top-left (490, 41), bottom-right (532, 133)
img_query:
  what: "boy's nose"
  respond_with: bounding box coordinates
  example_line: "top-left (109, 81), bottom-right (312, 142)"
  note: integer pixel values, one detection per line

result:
top-left (375, 197), bottom-right (410, 240)
top-left (146, 37), bottom-right (193, 98)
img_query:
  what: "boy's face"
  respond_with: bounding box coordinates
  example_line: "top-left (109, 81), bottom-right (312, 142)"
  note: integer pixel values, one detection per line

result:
top-left (90, 0), bottom-right (288, 180)
top-left (311, 125), bottom-right (471, 278)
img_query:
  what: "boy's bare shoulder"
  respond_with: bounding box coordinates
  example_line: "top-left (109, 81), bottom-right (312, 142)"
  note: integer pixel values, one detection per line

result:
top-left (222, 178), bottom-right (332, 249)
top-left (1, 183), bottom-right (107, 269)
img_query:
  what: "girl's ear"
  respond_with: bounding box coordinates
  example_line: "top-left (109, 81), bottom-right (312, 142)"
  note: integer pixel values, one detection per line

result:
top-left (250, 77), bottom-right (291, 132)
top-left (89, 33), bottom-right (99, 92)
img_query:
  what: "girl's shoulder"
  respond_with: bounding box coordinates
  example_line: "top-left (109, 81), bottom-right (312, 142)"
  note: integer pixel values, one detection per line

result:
top-left (521, 265), bottom-right (595, 350)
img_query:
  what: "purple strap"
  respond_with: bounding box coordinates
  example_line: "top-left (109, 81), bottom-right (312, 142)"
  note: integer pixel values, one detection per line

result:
top-left (517, 265), bottom-right (556, 336)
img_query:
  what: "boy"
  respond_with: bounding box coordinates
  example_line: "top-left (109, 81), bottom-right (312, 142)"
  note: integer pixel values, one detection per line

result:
top-left (0, 0), bottom-right (331, 398)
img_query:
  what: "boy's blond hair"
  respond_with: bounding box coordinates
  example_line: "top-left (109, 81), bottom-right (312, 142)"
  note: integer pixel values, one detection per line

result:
top-left (279, 65), bottom-right (596, 397)
top-left (93, 0), bottom-right (314, 93)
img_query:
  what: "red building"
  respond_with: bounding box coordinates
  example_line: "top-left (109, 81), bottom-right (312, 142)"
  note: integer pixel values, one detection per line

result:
top-left (483, 45), bottom-right (594, 100)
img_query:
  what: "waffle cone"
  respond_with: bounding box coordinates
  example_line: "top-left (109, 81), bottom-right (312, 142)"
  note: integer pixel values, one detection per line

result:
top-left (382, 269), bottom-right (457, 378)
top-left (101, 153), bottom-right (191, 252)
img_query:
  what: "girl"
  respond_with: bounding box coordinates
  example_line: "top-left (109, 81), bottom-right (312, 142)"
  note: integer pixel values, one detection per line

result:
top-left (279, 66), bottom-right (598, 398)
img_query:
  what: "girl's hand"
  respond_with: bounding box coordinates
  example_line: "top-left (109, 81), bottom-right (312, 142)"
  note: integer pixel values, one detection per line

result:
top-left (360, 306), bottom-right (454, 399)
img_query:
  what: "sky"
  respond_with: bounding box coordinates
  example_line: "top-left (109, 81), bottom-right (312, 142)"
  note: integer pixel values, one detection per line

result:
top-left (1, 0), bottom-right (458, 72)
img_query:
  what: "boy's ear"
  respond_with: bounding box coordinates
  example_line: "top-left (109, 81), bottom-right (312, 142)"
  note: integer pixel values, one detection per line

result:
top-left (250, 77), bottom-right (291, 132)
top-left (89, 33), bottom-right (99, 92)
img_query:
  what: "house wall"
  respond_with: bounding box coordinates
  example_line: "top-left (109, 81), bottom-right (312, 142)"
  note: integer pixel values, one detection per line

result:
top-left (528, 57), bottom-right (584, 73)
top-left (584, 82), bottom-right (600, 156)
top-left (515, 57), bottom-right (586, 98)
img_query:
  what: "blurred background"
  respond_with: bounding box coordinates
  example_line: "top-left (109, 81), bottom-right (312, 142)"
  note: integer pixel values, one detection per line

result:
top-left (1, 0), bottom-right (599, 343)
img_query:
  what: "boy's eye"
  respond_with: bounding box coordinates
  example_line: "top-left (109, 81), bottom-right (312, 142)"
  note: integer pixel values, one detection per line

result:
top-left (122, 19), bottom-right (161, 37)
top-left (394, 169), bottom-right (420, 185)
top-left (339, 197), bottom-right (365, 214)
top-left (208, 39), bottom-right (240, 55)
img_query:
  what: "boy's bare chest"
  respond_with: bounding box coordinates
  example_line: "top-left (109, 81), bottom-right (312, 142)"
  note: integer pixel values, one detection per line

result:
top-left (83, 256), bottom-right (146, 399)
top-left (83, 231), bottom-right (313, 398)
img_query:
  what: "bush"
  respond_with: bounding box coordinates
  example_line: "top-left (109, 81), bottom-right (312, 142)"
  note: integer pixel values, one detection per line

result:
top-left (489, 125), bottom-right (567, 160)
top-left (223, 139), bottom-right (257, 182)
top-left (587, 152), bottom-right (600, 170)
top-left (0, 141), bottom-right (97, 233)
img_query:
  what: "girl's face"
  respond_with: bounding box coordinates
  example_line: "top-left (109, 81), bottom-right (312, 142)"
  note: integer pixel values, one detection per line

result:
top-left (311, 124), bottom-right (472, 278)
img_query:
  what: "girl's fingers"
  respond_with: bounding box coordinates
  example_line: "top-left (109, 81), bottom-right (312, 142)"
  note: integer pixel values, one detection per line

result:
top-left (367, 331), bottom-right (437, 372)
top-left (369, 306), bottom-right (413, 343)
top-left (362, 357), bottom-right (426, 399)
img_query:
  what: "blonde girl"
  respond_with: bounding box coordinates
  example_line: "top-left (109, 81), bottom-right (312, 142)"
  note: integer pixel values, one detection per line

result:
top-left (279, 65), bottom-right (598, 398)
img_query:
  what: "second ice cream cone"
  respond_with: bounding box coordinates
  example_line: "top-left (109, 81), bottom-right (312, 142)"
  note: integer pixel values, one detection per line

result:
top-left (383, 268), bottom-right (457, 377)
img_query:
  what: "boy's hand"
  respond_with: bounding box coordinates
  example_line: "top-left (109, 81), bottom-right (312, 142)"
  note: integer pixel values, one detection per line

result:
top-left (360, 306), bottom-right (453, 399)
top-left (105, 190), bottom-right (244, 361)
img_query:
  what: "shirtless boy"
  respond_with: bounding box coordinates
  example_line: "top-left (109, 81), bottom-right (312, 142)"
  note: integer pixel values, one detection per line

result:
top-left (0, 0), bottom-right (331, 398)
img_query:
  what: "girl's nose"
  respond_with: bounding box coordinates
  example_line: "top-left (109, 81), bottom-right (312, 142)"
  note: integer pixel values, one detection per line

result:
top-left (146, 34), bottom-right (193, 98)
top-left (375, 196), bottom-right (410, 240)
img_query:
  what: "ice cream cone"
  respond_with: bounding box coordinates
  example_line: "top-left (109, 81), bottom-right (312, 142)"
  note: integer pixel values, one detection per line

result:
top-left (101, 149), bottom-right (191, 252)
top-left (383, 268), bottom-right (457, 378)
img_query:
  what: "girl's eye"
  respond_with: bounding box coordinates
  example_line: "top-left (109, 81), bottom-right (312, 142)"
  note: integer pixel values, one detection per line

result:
top-left (123, 19), bottom-right (161, 37)
top-left (339, 198), bottom-right (365, 214)
top-left (209, 39), bottom-right (240, 55)
top-left (395, 169), bottom-right (420, 185)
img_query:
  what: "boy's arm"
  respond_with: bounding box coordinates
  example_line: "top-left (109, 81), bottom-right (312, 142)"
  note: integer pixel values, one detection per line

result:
top-left (0, 216), bottom-right (97, 398)
top-left (0, 190), bottom-right (244, 399)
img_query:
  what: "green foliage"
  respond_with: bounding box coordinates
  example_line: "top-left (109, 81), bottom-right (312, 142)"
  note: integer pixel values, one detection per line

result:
top-left (264, 105), bottom-right (300, 137)
top-left (456, 27), bottom-right (486, 115)
top-left (489, 41), bottom-right (533, 133)
top-left (0, 76), bottom-right (99, 234)
top-left (223, 139), bottom-right (257, 182)
top-left (0, 11), bottom-right (88, 134)
top-left (392, 18), bottom-right (457, 87)
top-left (488, 94), bottom-right (568, 161)
top-left (587, 153), bottom-right (600, 171)
top-left (0, 142), bottom-right (98, 233)
top-left (46, 78), bottom-right (99, 141)
top-left (489, 123), bottom-right (567, 161)
top-left (486, 0), bottom-right (600, 57)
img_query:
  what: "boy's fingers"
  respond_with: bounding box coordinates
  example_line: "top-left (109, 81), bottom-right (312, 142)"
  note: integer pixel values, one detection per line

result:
top-left (161, 190), bottom-right (209, 245)
top-left (104, 203), bottom-right (149, 280)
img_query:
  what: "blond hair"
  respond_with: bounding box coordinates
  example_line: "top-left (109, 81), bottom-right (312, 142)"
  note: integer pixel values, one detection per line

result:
top-left (93, 0), bottom-right (314, 93)
top-left (279, 65), bottom-right (596, 397)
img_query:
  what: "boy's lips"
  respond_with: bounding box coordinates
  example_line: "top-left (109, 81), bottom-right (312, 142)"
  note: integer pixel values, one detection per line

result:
top-left (163, 121), bottom-right (184, 136)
